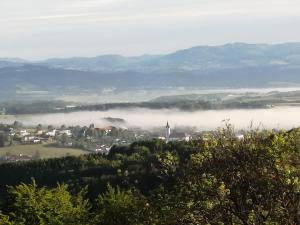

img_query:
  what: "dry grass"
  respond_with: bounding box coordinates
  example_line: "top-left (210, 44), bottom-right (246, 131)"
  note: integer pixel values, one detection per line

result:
top-left (0, 144), bottom-right (88, 159)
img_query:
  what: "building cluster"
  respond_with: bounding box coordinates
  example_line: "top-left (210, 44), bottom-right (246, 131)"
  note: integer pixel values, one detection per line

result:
top-left (92, 145), bottom-right (111, 155)
top-left (14, 128), bottom-right (73, 144)
top-left (0, 121), bottom-right (201, 164)
top-left (157, 122), bottom-right (192, 142)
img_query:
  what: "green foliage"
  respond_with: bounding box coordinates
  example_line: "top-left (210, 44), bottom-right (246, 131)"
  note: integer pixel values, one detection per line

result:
top-left (2, 128), bottom-right (300, 224)
top-left (0, 134), bottom-right (4, 147)
top-left (0, 212), bottom-right (13, 225)
top-left (94, 184), bottom-right (147, 225)
top-left (6, 180), bottom-right (90, 225)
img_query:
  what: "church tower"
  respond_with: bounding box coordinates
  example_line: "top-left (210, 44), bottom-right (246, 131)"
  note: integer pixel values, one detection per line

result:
top-left (166, 121), bottom-right (171, 143)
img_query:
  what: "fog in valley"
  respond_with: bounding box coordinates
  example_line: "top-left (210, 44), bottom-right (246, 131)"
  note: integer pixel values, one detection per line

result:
top-left (57, 87), bottom-right (300, 104)
top-left (1, 106), bottom-right (300, 131)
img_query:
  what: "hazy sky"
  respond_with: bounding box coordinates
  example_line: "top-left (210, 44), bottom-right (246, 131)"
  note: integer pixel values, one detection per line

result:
top-left (1, 0), bottom-right (300, 59)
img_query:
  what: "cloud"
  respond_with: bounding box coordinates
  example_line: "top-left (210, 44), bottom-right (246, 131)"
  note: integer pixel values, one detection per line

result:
top-left (0, 0), bottom-right (299, 59)
top-left (1, 0), bottom-right (299, 24)
top-left (1, 5), bottom-right (299, 26)
top-left (71, 0), bottom-right (128, 8)
top-left (0, 13), bottom-right (97, 23)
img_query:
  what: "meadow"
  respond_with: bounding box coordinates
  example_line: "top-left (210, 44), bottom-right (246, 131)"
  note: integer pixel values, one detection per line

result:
top-left (0, 144), bottom-right (87, 159)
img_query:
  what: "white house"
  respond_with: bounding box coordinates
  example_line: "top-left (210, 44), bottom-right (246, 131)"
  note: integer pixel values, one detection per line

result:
top-left (169, 132), bottom-right (191, 142)
top-left (20, 130), bottom-right (30, 137)
top-left (59, 130), bottom-right (72, 136)
top-left (33, 139), bottom-right (41, 144)
top-left (46, 129), bottom-right (57, 137)
top-left (36, 130), bottom-right (44, 136)
top-left (24, 136), bottom-right (35, 141)
top-left (92, 145), bottom-right (111, 155)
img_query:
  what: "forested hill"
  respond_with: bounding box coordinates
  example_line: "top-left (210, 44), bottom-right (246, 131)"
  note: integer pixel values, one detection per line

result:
top-left (1, 127), bottom-right (300, 224)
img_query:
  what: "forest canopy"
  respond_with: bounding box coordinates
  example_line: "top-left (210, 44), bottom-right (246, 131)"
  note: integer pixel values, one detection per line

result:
top-left (1, 126), bottom-right (300, 224)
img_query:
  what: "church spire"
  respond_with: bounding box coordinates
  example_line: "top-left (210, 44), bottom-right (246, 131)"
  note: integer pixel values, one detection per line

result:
top-left (166, 121), bottom-right (171, 143)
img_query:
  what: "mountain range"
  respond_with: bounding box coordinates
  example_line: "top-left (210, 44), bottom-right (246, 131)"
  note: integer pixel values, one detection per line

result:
top-left (1, 42), bottom-right (300, 101)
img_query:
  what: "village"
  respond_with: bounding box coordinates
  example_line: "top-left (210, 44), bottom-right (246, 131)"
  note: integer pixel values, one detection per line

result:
top-left (0, 121), bottom-right (199, 163)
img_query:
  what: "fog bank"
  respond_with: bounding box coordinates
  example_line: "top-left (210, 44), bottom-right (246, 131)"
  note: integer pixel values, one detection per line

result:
top-left (1, 106), bottom-right (300, 131)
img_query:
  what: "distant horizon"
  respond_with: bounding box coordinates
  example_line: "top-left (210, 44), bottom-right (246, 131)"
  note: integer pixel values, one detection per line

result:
top-left (2, 41), bottom-right (300, 61)
top-left (1, 0), bottom-right (299, 60)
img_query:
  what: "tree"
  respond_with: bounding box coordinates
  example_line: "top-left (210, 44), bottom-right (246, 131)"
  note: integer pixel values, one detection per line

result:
top-left (6, 180), bottom-right (90, 225)
top-left (0, 134), bottom-right (5, 147)
top-left (0, 212), bottom-right (13, 225)
top-left (94, 184), bottom-right (148, 225)
top-left (12, 121), bottom-right (22, 130)
top-left (36, 124), bottom-right (42, 131)
top-left (2, 127), bottom-right (300, 224)
top-left (33, 150), bottom-right (41, 160)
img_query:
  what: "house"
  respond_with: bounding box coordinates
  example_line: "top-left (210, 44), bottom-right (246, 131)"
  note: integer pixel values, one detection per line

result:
top-left (157, 136), bottom-right (166, 140)
top-left (24, 136), bottom-right (35, 141)
top-left (92, 145), bottom-right (111, 155)
top-left (22, 136), bottom-right (41, 144)
top-left (9, 128), bottom-right (15, 136)
top-left (33, 139), bottom-right (41, 144)
top-left (36, 130), bottom-right (44, 136)
top-left (46, 129), bottom-right (57, 137)
top-left (169, 132), bottom-right (191, 142)
top-left (65, 105), bottom-right (76, 109)
top-left (59, 129), bottom-right (72, 136)
top-left (20, 130), bottom-right (30, 137)
top-left (96, 126), bottom-right (116, 135)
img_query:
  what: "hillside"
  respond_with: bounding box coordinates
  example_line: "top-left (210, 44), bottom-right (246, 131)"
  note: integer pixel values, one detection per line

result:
top-left (1, 127), bottom-right (300, 224)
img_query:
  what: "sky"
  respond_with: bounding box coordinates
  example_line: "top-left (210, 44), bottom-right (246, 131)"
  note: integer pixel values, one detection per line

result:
top-left (0, 0), bottom-right (300, 59)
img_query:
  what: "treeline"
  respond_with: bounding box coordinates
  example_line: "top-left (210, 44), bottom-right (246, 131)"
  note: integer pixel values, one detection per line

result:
top-left (0, 101), bottom-right (68, 115)
top-left (1, 99), bottom-right (269, 115)
top-left (1, 126), bottom-right (300, 224)
top-left (62, 100), bottom-right (267, 113)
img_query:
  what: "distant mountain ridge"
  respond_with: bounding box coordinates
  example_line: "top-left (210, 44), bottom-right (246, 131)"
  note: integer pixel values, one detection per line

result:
top-left (1, 42), bottom-right (300, 101)
top-left (38, 42), bottom-right (300, 72)
top-left (2, 42), bottom-right (300, 72)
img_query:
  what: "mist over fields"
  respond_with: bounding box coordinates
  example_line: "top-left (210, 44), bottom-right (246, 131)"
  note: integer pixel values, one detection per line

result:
top-left (1, 106), bottom-right (300, 131)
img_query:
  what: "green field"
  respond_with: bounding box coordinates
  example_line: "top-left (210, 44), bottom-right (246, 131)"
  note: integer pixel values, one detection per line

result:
top-left (0, 144), bottom-right (88, 159)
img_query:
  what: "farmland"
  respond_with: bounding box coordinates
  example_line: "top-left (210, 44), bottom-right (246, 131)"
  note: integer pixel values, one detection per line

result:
top-left (0, 144), bottom-right (87, 159)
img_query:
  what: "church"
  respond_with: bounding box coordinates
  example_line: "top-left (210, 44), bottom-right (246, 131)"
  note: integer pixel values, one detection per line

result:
top-left (165, 122), bottom-right (191, 142)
